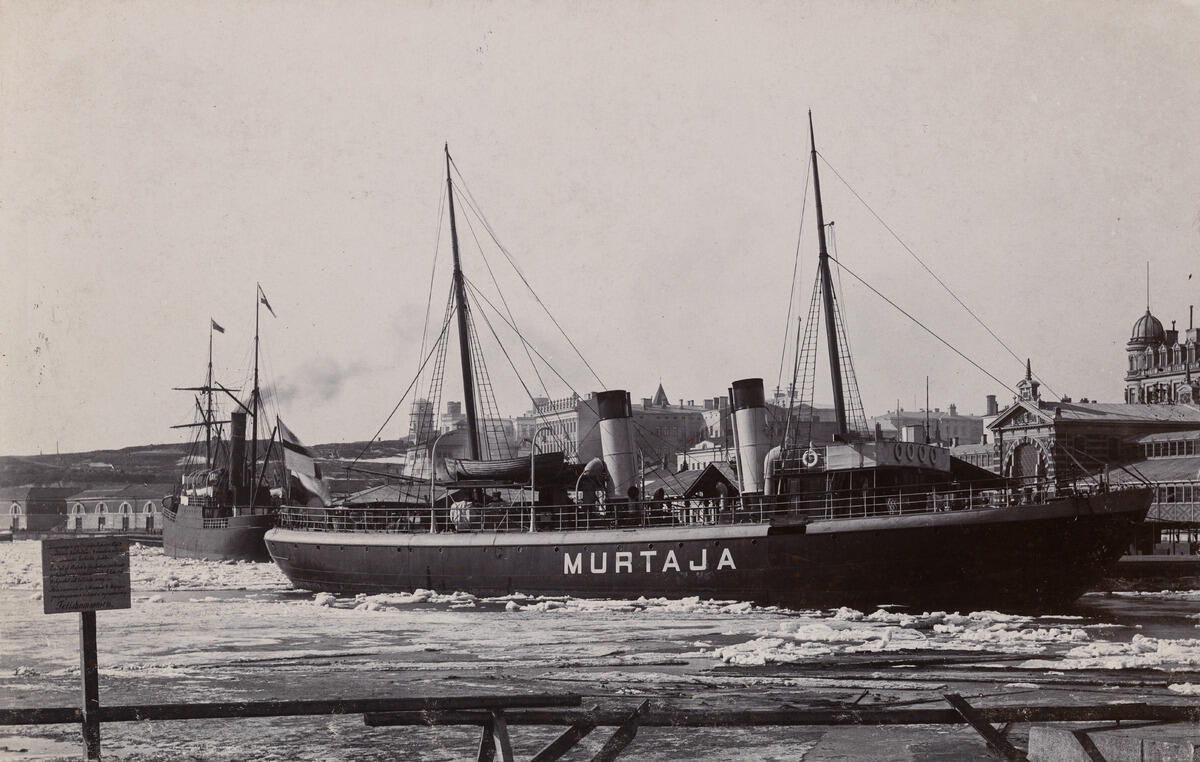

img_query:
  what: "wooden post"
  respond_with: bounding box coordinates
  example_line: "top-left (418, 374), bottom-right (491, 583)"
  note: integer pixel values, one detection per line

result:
top-left (944, 693), bottom-right (1027, 762)
top-left (79, 611), bottom-right (101, 760)
top-left (490, 710), bottom-right (514, 762)
top-left (475, 716), bottom-right (494, 762)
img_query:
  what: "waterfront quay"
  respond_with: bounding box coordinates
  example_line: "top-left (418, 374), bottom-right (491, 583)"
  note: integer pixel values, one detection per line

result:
top-left (1, 541), bottom-right (1198, 761)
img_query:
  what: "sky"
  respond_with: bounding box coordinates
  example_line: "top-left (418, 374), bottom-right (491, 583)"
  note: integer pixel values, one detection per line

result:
top-left (2, 0), bottom-right (1199, 455)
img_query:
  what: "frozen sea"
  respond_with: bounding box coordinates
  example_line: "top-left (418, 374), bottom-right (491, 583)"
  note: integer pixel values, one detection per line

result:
top-left (1, 540), bottom-right (1198, 760)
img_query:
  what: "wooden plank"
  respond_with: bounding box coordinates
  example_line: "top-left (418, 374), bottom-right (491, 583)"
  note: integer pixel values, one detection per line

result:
top-left (591, 700), bottom-right (650, 762)
top-left (94, 693), bottom-right (580, 722)
top-left (943, 693), bottom-right (1028, 762)
top-left (0, 707), bottom-right (80, 726)
top-left (363, 703), bottom-right (1200, 728)
top-left (530, 722), bottom-right (597, 762)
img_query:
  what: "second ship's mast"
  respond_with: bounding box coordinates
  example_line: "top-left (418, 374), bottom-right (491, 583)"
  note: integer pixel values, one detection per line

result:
top-left (445, 145), bottom-right (482, 460)
top-left (809, 112), bottom-right (849, 438)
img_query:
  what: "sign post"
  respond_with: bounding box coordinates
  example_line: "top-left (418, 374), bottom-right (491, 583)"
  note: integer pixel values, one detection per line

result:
top-left (42, 537), bottom-right (132, 761)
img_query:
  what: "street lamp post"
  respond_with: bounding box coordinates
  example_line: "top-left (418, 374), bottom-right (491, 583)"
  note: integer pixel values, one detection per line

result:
top-left (429, 431), bottom-right (451, 534)
top-left (529, 425), bottom-right (553, 533)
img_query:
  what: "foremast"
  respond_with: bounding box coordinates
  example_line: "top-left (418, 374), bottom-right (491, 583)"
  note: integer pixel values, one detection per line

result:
top-left (809, 112), bottom-right (849, 438)
top-left (248, 283), bottom-right (263, 506)
top-left (445, 144), bottom-right (482, 460)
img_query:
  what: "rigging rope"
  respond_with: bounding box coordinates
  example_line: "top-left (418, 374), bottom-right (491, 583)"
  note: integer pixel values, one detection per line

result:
top-left (777, 158), bottom-right (812, 395)
top-left (349, 304), bottom-right (456, 470)
top-left (816, 150), bottom-right (1059, 400)
top-left (456, 195), bottom-right (553, 401)
top-left (468, 284), bottom-right (570, 454)
top-left (463, 277), bottom-right (598, 410)
top-left (828, 255), bottom-right (1017, 394)
top-left (448, 156), bottom-right (607, 389)
top-left (417, 183), bottom-right (448, 368)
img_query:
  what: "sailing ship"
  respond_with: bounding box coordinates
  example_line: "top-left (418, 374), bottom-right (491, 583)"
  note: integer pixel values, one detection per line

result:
top-left (161, 287), bottom-right (282, 562)
top-left (265, 130), bottom-right (1149, 611)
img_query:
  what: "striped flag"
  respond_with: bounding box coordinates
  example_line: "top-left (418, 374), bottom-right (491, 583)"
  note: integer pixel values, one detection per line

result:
top-left (278, 418), bottom-right (330, 507)
top-left (211, 319), bottom-right (225, 334)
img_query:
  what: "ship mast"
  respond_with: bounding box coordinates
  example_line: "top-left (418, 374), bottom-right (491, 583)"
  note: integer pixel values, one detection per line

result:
top-left (249, 283), bottom-right (261, 502)
top-left (206, 321), bottom-right (214, 468)
top-left (809, 113), bottom-right (849, 437)
top-left (445, 145), bottom-right (482, 460)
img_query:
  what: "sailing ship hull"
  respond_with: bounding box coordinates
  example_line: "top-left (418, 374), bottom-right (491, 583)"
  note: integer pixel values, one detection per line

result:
top-left (162, 504), bottom-right (275, 562)
top-left (265, 488), bottom-right (1149, 611)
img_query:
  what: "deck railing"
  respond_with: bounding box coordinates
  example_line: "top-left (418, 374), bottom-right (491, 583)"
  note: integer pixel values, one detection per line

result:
top-left (276, 481), bottom-right (1128, 536)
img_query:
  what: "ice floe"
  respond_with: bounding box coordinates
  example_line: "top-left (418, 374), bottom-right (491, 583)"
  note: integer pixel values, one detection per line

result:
top-left (0, 540), bottom-right (290, 592)
top-left (1020, 634), bottom-right (1200, 672)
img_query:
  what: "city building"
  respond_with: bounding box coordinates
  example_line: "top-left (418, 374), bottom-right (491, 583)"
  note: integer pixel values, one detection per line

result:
top-left (514, 385), bottom-right (710, 469)
top-left (1125, 305), bottom-right (1199, 404)
top-left (2, 486), bottom-right (77, 535)
top-left (988, 359), bottom-right (1200, 526)
top-left (869, 403), bottom-right (986, 447)
top-left (65, 484), bottom-right (170, 533)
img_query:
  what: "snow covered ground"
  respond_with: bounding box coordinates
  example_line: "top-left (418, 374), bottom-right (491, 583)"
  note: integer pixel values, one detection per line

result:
top-left (1, 540), bottom-right (1198, 760)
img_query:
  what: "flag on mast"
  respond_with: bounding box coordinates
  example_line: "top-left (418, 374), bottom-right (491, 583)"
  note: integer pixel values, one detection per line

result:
top-left (278, 418), bottom-right (330, 506)
top-left (258, 284), bottom-right (276, 318)
top-left (211, 318), bottom-right (225, 334)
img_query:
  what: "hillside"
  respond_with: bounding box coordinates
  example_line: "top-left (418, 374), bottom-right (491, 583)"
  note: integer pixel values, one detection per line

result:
top-left (0, 439), bottom-right (412, 489)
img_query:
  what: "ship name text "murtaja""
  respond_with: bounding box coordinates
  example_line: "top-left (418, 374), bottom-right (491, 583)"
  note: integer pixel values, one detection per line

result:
top-left (563, 548), bottom-right (736, 575)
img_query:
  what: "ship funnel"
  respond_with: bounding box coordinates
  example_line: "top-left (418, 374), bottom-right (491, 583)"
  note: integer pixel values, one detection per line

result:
top-left (730, 378), bottom-right (770, 494)
top-left (229, 411), bottom-right (247, 489)
top-left (596, 390), bottom-right (637, 499)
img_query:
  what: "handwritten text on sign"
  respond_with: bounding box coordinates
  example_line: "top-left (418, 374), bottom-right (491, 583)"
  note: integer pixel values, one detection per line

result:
top-left (41, 537), bottom-right (131, 615)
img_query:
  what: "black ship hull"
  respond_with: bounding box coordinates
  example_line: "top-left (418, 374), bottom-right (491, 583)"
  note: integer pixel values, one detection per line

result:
top-left (162, 505), bottom-right (275, 562)
top-left (265, 488), bottom-right (1150, 611)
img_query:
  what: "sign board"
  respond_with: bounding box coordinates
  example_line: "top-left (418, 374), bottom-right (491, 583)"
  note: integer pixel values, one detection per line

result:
top-left (41, 537), bottom-right (131, 615)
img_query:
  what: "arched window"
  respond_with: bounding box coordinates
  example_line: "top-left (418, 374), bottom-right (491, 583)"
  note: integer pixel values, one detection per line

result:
top-left (145, 501), bottom-right (156, 513)
top-left (72, 503), bottom-right (85, 515)
top-left (97, 502), bottom-right (108, 514)
top-left (10, 503), bottom-right (21, 515)
top-left (119, 502), bottom-right (132, 514)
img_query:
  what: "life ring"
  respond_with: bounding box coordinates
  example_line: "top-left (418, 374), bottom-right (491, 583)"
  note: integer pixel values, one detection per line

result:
top-left (801, 448), bottom-right (820, 468)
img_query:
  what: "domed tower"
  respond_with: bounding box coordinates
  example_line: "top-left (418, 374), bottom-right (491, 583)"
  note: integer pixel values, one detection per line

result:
top-left (1126, 309), bottom-right (1166, 403)
top-left (1128, 309), bottom-right (1166, 349)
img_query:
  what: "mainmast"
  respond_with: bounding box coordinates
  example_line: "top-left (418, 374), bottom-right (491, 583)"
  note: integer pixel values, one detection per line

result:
top-left (809, 112), bottom-right (849, 437)
top-left (249, 283), bottom-right (261, 501)
top-left (206, 322), bottom-right (214, 468)
top-left (445, 145), bottom-right (482, 460)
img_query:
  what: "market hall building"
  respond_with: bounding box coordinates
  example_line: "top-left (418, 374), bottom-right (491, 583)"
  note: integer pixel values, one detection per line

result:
top-left (982, 304), bottom-right (1200, 550)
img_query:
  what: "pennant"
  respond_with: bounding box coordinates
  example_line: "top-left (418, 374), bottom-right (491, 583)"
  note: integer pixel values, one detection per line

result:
top-left (258, 285), bottom-right (276, 318)
top-left (210, 318), bottom-right (225, 334)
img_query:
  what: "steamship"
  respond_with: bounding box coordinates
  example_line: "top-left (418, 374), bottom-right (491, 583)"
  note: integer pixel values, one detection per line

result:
top-left (264, 131), bottom-right (1149, 611)
top-left (161, 290), bottom-right (280, 562)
